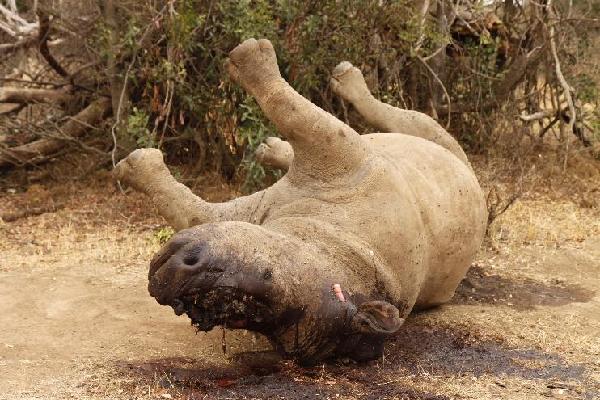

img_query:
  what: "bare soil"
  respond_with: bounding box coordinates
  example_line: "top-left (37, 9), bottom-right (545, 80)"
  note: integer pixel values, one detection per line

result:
top-left (0, 170), bottom-right (599, 400)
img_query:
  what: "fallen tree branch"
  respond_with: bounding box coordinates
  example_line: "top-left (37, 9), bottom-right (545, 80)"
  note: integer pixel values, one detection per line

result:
top-left (0, 3), bottom-right (38, 37)
top-left (0, 86), bottom-right (73, 104)
top-left (0, 19), bottom-right (16, 36)
top-left (0, 203), bottom-right (65, 223)
top-left (519, 110), bottom-right (552, 121)
top-left (0, 37), bottom-right (61, 56)
top-left (0, 103), bottom-right (26, 115)
top-left (522, 108), bottom-right (591, 146)
top-left (0, 35), bottom-right (34, 54)
top-left (0, 98), bottom-right (111, 168)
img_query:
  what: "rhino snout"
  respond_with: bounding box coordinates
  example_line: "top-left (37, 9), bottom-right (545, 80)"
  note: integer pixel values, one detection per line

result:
top-left (148, 240), bottom-right (220, 306)
top-left (148, 235), bottom-right (277, 332)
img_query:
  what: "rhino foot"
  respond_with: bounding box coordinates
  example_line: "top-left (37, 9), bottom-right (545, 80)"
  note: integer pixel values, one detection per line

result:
top-left (254, 136), bottom-right (293, 170)
top-left (330, 61), bottom-right (371, 104)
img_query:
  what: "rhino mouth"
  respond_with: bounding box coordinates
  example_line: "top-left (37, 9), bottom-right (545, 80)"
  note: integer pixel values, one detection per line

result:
top-left (174, 286), bottom-right (275, 333)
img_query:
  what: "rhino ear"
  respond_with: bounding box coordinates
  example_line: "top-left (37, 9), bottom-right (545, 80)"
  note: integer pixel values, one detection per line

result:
top-left (351, 300), bottom-right (404, 335)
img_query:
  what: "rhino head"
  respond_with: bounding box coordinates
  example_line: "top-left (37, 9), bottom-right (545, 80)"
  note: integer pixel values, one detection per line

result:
top-left (148, 222), bottom-right (404, 365)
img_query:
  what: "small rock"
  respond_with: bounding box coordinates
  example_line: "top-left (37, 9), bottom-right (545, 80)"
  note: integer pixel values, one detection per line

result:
top-left (547, 382), bottom-right (569, 390)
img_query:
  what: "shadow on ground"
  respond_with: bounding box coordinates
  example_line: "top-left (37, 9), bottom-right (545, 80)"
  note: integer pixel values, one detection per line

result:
top-left (118, 354), bottom-right (450, 400)
top-left (116, 319), bottom-right (595, 399)
top-left (387, 321), bottom-right (585, 380)
top-left (452, 265), bottom-right (595, 309)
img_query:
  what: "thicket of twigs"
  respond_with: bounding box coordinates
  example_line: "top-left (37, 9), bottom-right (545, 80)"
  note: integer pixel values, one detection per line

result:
top-left (1, 0), bottom-right (598, 191)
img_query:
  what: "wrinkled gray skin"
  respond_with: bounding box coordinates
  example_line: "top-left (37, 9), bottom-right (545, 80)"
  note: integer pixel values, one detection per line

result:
top-left (114, 39), bottom-right (487, 365)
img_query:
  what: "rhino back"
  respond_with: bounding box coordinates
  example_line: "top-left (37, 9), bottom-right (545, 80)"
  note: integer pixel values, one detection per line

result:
top-left (252, 132), bottom-right (486, 311)
top-left (365, 132), bottom-right (487, 307)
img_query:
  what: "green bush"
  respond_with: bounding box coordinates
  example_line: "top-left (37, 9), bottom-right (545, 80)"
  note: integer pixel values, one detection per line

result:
top-left (103, 1), bottom-right (598, 190)
top-left (105, 0), bottom-right (435, 191)
top-left (154, 226), bottom-right (175, 244)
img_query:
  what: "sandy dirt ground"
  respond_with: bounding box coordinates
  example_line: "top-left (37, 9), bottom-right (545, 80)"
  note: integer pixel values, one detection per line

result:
top-left (1, 174), bottom-right (599, 400)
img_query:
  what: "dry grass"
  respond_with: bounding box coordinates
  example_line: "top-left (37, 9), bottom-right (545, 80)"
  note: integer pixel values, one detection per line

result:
top-left (471, 147), bottom-right (600, 249)
top-left (488, 198), bottom-right (600, 247)
top-left (0, 153), bottom-right (599, 399)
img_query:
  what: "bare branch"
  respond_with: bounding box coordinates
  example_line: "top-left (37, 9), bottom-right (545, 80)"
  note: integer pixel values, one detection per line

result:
top-left (413, 0), bottom-right (431, 53)
top-left (0, 86), bottom-right (73, 104)
top-left (0, 35), bottom-right (34, 54)
top-left (0, 19), bottom-right (16, 36)
top-left (0, 98), bottom-right (111, 168)
top-left (0, 3), bottom-right (38, 36)
top-left (519, 110), bottom-right (552, 121)
top-left (37, 10), bottom-right (69, 78)
top-left (0, 37), bottom-right (61, 56)
top-left (547, 0), bottom-right (577, 168)
top-left (417, 54), bottom-right (452, 127)
top-left (539, 115), bottom-right (561, 139)
top-left (0, 103), bottom-right (25, 115)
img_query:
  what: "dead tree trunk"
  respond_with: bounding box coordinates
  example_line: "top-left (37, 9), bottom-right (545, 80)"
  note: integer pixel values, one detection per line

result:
top-left (0, 98), bottom-right (111, 167)
top-left (428, 0), bottom-right (449, 117)
top-left (0, 87), bottom-right (73, 104)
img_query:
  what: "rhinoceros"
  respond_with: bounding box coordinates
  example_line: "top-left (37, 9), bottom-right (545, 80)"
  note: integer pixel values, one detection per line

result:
top-left (114, 38), bottom-right (487, 365)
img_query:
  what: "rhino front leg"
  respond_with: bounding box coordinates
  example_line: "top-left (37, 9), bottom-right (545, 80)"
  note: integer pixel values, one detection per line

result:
top-left (330, 61), bottom-right (470, 166)
top-left (226, 39), bottom-right (372, 183)
top-left (114, 148), bottom-right (267, 231)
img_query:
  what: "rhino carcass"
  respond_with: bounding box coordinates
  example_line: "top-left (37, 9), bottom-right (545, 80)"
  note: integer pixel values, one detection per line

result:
top-left (114, 39), bottom-right (487, 365)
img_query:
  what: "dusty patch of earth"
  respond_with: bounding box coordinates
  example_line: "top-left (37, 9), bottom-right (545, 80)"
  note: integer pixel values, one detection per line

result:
top-left (0, 174), bottom-right (599, 399)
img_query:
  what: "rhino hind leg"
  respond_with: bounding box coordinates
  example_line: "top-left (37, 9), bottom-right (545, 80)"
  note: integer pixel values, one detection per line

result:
top-left (330, 61), bottom-right (470, 166)
top-left (254, 59), bottom-right (470, 171)
top-left (226, 39), bottom-right (372, 181)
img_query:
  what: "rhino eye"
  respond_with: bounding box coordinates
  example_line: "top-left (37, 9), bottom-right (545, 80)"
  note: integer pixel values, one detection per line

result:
top-left (263, 270), bottom-right (273, 280)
